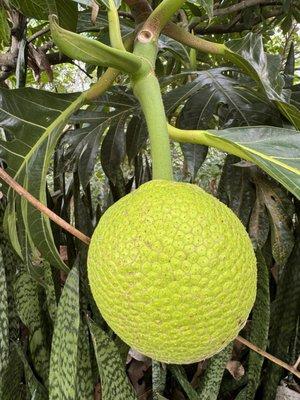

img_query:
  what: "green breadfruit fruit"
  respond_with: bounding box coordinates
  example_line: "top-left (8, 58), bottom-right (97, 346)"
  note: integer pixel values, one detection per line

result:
top-left (88, 180), bottom-right (257, 364)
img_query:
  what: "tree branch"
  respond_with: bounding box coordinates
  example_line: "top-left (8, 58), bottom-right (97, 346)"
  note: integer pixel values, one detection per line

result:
top-left (193, 9), bottom-right (283, 34)
top-left (27, 26), bottom-right (50, 43)
top-left (0, 167), bottom-right (91, 245)
top-left (189, 0), bottom-right (281, 29)
top-left (140, 0), bottom-right (186, 39)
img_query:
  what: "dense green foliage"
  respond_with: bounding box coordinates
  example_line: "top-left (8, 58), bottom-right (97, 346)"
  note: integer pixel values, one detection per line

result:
top-left (0, 0), bottom-right (299, 399)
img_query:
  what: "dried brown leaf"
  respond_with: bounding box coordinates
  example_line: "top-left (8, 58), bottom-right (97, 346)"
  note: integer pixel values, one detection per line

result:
top-left (226, 360), bottom-right (245, 380)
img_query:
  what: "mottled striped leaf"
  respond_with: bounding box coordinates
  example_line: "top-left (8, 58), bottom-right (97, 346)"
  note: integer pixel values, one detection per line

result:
top-left (153, 361), bottom-right (167, 400)
top-left (14, 270), bottom-right (50, 386)
top-left (0, 200), bottom-right (19, 342)
top-left (262, 225), bottom-right (300, 399)
top-left (0, 248), bottom-right (9, 390)
top-left (169, 365), bottom-right (199, 400)
top-left (88, 319), bottom-right (137, 400)
top-left (0, 346), bottom-right (25, 400)
top-left (245, 251), bottom-right (270, 400)
top-left (197, 343), bottom-right (233, 399)
top-left (16, 344), bottom-right (48, 400)
top-left (75, 322), bottom-right (94, 399)
top-left (42, 262), bottom-right (57, 322)
top-left (0, 88), bottom-right (83, 270)
top-left (0, 7), bottom-right (10, 48)
top-left (49, 263), bottom-right (80, 400)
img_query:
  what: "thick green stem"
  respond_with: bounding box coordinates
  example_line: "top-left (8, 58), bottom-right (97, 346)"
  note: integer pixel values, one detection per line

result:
top-left (167, 124), bottom-right (250, 161)
top-left (108, 0), bottom-right (126, 50)
top-left (133, 72), bottom-right (173, 180)
top-left (165, 22), bottom-right (226, 55)
top-left (85, 68), bottom-right (120, 101)
top-left (142, 0), bottom-right (187, 38)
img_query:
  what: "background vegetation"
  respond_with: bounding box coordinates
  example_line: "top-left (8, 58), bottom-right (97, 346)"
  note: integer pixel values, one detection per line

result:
top-left (0, 0), bottom-right (299, 399)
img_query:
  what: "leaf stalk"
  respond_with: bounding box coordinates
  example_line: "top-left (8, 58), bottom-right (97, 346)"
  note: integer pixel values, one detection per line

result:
top-left (108, 0), bottom-right (126, 50)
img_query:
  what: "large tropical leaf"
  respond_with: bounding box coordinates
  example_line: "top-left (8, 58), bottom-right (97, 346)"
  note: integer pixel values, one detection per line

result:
top-left (217, 155), bottom-right (255, 227)
top-left (0, 88), bottom-right (83, 270)
top-left (9, 0), bottom-right (78, 30)
top-left (166, 68), bottom-right (283, 128)
top-left (224, 33), bottom-right (300, 129)
top-left (169, 125), bottom-right (300, 199)
top-left (60, 87), bottom-right (139, 187)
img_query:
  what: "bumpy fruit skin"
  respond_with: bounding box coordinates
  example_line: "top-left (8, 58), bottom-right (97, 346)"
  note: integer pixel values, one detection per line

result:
top-left (88, 180), bottom-right (257, 364)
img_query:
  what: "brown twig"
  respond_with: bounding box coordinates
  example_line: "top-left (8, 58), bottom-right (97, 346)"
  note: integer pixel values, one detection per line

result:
top-left (27, 26), bottom-right (50, 43)
top-left (0, 167), bottom-right (90, 245)
top-left (236, 336), bottom-right (300, 379)
top-left (1, 167), bottom-right (300, 379)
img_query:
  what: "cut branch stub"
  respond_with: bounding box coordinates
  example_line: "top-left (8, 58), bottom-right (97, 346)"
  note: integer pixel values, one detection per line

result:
top-left (137, 30), bottom-right (154, 43)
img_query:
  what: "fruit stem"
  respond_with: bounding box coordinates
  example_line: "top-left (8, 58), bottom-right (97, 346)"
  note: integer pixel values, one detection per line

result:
top-left (132, 37), bottom-right (173, 181)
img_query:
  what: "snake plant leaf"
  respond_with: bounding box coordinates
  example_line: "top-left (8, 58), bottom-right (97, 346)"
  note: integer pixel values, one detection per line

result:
top-left (75, 322), bottom-right (94, 399)
top-left (262, 226), bottom-right (300, 399)
top-left (169, 125), bottom-right (300, 199)
top-left (49, 263), bottom-right (80, 400)
top-left (88, 318), bottom-right (138, 400)
top-left (0, 88), bottom-right (84, 271)
top-left (245, 251), bottom-right (270, 400)
top-left (224, 33), bottom-right (300, 129)
top-left (1, 346), bottom-right (26, 400)
top-left (0, 200), bottom-right (19, 343)
top-left (16, 344), bottom-right (48, 400)
top-left (14, 270), bottom-right (50, 386)
top-left (49, 15), bottom-right (142, 74)
top-left (197, 343), bottom-right (233, 400)
top-left (0, 246), bottom-right (9, 390)
top-left (169, 365), bottom-right (199, 400)
top-left (153, 361), bottom-right (167, 400)
top-left (0, 7), bottom-right (10, 48)
top-left (42, 262), bottom-right (57, 322)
